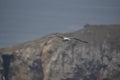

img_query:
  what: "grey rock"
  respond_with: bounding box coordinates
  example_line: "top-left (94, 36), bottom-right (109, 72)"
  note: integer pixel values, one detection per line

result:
top-left (0, 25), bottom-right (120, 80)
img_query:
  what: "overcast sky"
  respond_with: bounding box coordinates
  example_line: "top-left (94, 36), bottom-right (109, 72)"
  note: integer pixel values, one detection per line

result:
top-left (0, 0), bottom-right (120, 47)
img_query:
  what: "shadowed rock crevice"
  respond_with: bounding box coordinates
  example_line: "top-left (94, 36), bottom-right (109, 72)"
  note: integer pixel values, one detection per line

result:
top-left (1, 54), bottom-right (14, 80)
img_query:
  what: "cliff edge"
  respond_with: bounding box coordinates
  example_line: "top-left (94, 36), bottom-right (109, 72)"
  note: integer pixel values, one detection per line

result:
top-left (0, 25), bottom-right (120, 80)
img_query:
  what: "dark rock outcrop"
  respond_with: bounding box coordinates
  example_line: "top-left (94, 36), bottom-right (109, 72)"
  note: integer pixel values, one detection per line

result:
top-left (0, 25), bottom-right (120, 80)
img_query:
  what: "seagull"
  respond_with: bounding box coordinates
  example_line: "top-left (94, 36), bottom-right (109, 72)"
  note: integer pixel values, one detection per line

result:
top-left (57, 36), bottom-right (71, 41)
top-left (56, 35), bottom-right (88, 43)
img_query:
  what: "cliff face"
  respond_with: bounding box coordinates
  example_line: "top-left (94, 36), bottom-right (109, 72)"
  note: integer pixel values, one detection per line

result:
top-left (0, 25), bottom-right (120, 80)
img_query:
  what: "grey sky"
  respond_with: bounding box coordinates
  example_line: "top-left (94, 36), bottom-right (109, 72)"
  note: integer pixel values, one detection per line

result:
top-left (0, 0), bottom-right (120, 47)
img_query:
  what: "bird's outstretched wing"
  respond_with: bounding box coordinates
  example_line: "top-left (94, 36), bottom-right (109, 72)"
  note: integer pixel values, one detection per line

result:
top-left (56, 35), bottom-right (64, 39)
top-left (72, 38), bottom-right (88, 43)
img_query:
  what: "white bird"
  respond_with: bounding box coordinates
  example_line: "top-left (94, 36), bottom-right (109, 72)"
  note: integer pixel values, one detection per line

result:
top-left (56, 35), bottom-right (88, 43)
top-left (56, 36), bottom-right (71, 41)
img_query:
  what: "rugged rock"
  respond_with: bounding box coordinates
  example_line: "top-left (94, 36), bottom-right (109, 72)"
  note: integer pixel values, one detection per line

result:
top-left (0, 25), bottom-right (120, 80)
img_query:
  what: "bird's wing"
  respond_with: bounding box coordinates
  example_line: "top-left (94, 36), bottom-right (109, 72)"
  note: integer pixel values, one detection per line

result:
top-left (72, 38), bottom-right (88, 43)
top-left (56, 35), bottom-right (64, 38)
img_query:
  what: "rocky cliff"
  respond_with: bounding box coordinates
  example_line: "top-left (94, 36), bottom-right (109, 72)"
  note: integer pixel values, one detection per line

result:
top-left (0, 25), bottom-right (120, 80)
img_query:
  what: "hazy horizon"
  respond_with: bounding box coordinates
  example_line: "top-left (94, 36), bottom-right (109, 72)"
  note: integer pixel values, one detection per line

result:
top-left (0, 0), bottom-right (120, 47)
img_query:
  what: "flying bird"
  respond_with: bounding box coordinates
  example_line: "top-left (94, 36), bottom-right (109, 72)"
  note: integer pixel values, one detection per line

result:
top-left (57, 36), bottom-right (71, 41)
top-left (56, 35), bottom-right (88, 43)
